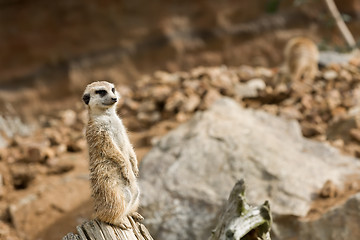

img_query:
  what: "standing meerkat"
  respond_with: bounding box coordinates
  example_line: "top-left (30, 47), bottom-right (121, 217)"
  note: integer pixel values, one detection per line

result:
top-left (284, 37), bottom-right (319, 82)
top-left (82, 81), bottom-right (142, 229)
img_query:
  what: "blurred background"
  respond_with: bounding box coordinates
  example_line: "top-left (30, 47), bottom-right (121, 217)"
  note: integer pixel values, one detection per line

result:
top-left (1, 0), bottom-right (360, 239)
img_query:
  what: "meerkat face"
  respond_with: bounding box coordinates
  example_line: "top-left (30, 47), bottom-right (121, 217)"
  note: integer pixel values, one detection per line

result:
top-left (82, 81), bottom-right (120, 112)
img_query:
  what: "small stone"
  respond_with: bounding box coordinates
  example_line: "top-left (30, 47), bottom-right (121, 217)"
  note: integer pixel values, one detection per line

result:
top-left (56, 144), bottom-right (67, 156)
top-left (181, 94), bottom-right (201, 113)
top-left (59, 110), bottom-right (77, 126)
top-left (67, 139), bottom-right (86, 152)
top-left (331, 139), bottom-right (344, 148)
top-left (138, 100), bottom-right (157, 113)
top-left (175, 112), bottom-right (189, 122)
top-left (255, 67), bottom-right (274, 78)
top-left (201, 88), bottom-right (222, 109)
top-left (350, 129), bottom-right (360, 143)
top-left (137, 112), bottom-right (161, 123)
top-left (43, 148), bottom-right (56, 161)
top-left (151, 85), bottom-right (172, 102)
top-left (339, 69), bottom-right (352, 82)
top-left (331, 107), bottom-right (347, 118)
top-left (234, 79), bottom-right (266, 99)
top-left (301, 123), bottom-right (322, 137)
top-left (323, 70), bottom-right (338, 80)
top-left (27, 146), bottom-right (43, 163)
top-left (301, 94), bottom-right (313, 109)
top-left (274, 83), bottom-right (289, 95)
top-left (279, 107), bottom-right (302, 120)
top-left (326, 89), bottom-right (341, 109)
top-left (262, 104), bottom-right (278, 115)
top-left (46, 129), bottom-right (62, 146)
top-left (47, 163), bottom-right (74, 175)
top-left (165, 92), bottom-right (185, 112)
top-left (319, 180), bottom-right (338, 198)
top-left (237, 65), bottom-right (256, 81)
top-left (124, 99), bottom-right (140, 111)
top-left (154, 71), bottom-right (180, 85)
top-left (10, 165), bottom-right (36, 190)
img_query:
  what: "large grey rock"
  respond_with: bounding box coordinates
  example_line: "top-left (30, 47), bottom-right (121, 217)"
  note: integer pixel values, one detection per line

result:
top-left (273, 192), bottom-right (360, 240)
top-left (139, 98), bottom-right (360, 240)
top-left (319, 51), bottom-right (354, 66)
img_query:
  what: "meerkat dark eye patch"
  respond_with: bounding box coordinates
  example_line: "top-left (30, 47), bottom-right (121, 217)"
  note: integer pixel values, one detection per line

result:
top-left (95, 89), bottom-right (107, 97)
top-left (82, 93), bottom-right (90, 105)
top-left (111, 88), bottom-right (115, 93)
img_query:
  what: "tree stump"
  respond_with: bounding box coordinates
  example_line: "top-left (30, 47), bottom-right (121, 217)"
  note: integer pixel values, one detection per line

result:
top-left (62, 216), bottom-right (153, 240)
top-left (210, 179), bottom-right (272, 240)
top-left (63, 179), bottom-right (272, 240)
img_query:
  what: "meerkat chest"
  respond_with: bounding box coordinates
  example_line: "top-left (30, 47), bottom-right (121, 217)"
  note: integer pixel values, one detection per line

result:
top-left (108, 118), bottom-right (132, 157)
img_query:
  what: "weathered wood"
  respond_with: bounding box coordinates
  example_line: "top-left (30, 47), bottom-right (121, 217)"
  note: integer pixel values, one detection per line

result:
top-left (62, 216), bottom-right (154, 240)
top-left (324, 0), bottom-right (356, 48)
top-left (63, 180), bottom-right (271, 240)
top-left (210, 179), bottom-right (272, 240)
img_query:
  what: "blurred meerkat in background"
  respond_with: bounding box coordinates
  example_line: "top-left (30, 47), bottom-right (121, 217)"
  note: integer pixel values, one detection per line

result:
top-left (283, 37), bottom-right (319, 83)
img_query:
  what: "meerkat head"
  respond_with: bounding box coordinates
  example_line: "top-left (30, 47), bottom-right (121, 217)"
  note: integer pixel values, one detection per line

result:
top-left (82, 81), bottom-right (120, 114)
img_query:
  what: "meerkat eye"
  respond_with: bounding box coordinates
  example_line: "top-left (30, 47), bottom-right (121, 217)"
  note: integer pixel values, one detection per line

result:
top-left (95, 89), bottom-right (107, 97)
top-left (111, 88), bottom-right (115, 93)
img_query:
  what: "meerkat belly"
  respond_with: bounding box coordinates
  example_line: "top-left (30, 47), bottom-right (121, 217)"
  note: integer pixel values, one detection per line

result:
top-left (91, 162), bottom-right (134, 204)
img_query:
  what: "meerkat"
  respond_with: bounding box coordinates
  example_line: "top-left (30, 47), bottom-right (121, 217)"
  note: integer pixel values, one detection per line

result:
top-left (283, 37), bottom-right (319, 82)
top-left (82, 81), bottom-right (142, 229)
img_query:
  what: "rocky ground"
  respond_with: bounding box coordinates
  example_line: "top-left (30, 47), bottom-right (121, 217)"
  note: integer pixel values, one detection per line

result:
top-left (1, 54), bottom-right (360, 239)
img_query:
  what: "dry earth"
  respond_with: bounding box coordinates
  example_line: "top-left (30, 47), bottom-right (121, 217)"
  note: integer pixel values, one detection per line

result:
top-left (1, 54), bottom-right (360, 239)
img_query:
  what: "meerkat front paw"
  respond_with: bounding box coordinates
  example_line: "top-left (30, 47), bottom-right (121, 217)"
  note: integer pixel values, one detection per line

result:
top-left (130, 212), bottom-right (144, 222)
top-left (114, 219), bottom-right (132, 230)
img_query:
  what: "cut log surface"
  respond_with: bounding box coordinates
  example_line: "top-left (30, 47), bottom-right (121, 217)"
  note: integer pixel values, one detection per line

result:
top-left (62, 217), bottom-right (154, 240)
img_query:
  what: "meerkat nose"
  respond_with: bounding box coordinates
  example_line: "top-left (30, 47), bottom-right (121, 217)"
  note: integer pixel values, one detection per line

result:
top-left (111, 97), bottom-right (117, 102)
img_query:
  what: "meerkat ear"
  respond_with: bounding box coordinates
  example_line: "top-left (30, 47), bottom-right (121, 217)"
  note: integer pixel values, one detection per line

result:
top-left (82, 93), bottom-right (90, 105)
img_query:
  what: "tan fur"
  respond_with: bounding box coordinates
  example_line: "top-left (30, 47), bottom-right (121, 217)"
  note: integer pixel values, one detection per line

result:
top-left (284, 37), bottom-right (319, 82)
top-left (83, 81), bottom-right (141, 228)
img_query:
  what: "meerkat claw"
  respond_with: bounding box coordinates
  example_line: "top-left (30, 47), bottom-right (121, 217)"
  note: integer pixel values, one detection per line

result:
top-left (118, 222), bottom-right (132, 230)
top-left (131, 212), bottom-right (144, 222)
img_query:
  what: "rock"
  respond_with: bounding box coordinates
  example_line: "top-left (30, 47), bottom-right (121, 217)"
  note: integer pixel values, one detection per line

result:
top-left (137, 111), bottom-right (161, 123)
top-left (138, 100), bottom-right (157, 113)
top-left (67, 139), bottom-right (87, 152)
top-left (323, 70), bottom-right (338, 81)
top-left (236, 65), bottom-right (256, 81)
top-left (326, 89), bottom-right (341, 109)
top-left (327, 117), bottom-right (357, 142)
top-left (60, 110), bottom-right (77, 127)
top-left (274, 192), bottom-right (360, 240)
top-left (0, 174), bottom-right (3, 198)
top-left (350, 128), bottom-right (360, 143)
top-left (234, 78), bottom-right (266, 99)
top-left (319, 51), bottom-right (353, 66)
top-left (151, 85), bottom-right (172, 102)
top-left (10, 164), bottom-right (46, 190)
top-left (0, 221), bottom-right (20, 240)
top-left (165, 92), bottom-right (185, 112)
top-left (279, 106), bottom-right (302, 120)
top-left (27, 145), bottom-right (45, 163)
top-left (200, 88), bottom-right (222, 109)
top-left (139, 98), bottom-right (360, 240)
top-left (319, 180), bottom-right (339, 198)
top-left (154, 71), bottom-right (181, 85)
top-left (181, 94), bottom-right (200, 113)
top-left (124, 99), bottom-right (140, 111)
